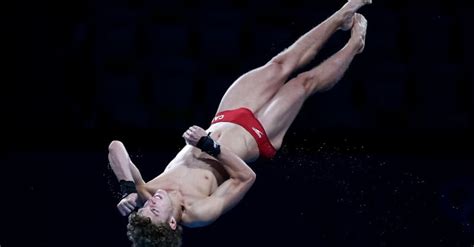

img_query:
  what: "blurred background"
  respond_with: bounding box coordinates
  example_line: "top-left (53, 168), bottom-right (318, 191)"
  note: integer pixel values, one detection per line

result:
top-left (1, 0), bottom-right (473, 246)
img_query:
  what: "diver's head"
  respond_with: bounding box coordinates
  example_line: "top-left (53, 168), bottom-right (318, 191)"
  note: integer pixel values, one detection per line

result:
top-left (127, 190), bottom-right (182, 246)
top-left (138, 189), bottom-right (177, 229)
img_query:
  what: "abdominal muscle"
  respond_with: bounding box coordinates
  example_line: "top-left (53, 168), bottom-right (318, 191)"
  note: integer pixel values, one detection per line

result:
top-left (138, 122), bottom-right (258, 206)
top-left (208, 122), bottom-right (259, 162)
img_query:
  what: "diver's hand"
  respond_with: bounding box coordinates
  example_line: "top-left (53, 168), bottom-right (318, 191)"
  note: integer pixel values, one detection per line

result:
top-left (183, 125), bottom-right (207, 147)
top-left (117, 192), bottom-right (139, 216)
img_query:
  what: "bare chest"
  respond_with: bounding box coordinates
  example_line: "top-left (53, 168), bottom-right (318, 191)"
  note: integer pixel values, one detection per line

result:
top-left (142, 155), bottom-right (222, 206)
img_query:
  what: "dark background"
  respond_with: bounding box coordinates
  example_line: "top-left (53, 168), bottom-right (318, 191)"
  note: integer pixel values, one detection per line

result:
top-left (1, 0), bottom-right (473, 246)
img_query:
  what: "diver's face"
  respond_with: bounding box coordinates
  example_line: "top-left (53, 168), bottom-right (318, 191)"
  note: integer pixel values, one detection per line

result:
top-left (138, 189), bottom-right (173, 224)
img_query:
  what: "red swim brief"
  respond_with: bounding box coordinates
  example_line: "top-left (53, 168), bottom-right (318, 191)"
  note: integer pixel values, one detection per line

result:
top-left (211, 107), bottom-right (277, 159)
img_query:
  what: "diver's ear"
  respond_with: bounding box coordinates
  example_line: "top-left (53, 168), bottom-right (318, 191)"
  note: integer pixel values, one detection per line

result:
top-left (169, 216), bottom-right (177, 230)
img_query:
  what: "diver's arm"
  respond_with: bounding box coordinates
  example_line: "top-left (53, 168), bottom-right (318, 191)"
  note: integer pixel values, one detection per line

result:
top-left (181, 126), bottom-right (256, 227)
top-left (108, 140), bottom-right (145, 186)
top-left (180, 147), bottom-right (256, 227)
top-left (108, 140), bottom-right (145, 216)
top-left (182, 166), bottom-right (255, 227)
top-left (182, 125), bottom-right (256, 181)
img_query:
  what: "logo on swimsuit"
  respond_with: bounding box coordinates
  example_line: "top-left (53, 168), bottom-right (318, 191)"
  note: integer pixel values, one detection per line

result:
top-left (252, 127), bottom-right (263, 138)
top-left (213, 115), bottom-right (224, 122)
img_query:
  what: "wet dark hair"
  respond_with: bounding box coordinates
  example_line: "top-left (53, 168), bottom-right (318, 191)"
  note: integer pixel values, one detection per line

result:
top-left (127, 212), bottom-right (183, 247)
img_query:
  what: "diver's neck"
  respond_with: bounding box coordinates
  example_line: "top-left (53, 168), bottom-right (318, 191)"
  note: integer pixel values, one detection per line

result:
top-left (168, 190), bottom-right (184, 221)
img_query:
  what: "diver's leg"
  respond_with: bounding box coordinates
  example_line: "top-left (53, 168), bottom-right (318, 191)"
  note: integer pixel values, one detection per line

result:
top-left (258, 14), bottom-right (368, 150)
top-left (215, 0), bottom-right (371, 114)
top-left (270, 0), bottom-right (372, 72)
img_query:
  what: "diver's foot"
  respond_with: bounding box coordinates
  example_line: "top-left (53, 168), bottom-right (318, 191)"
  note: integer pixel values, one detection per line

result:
top-left (349, 13), bottom-right (367, 54)
top-left (339, 0), bottom-right (372, 31)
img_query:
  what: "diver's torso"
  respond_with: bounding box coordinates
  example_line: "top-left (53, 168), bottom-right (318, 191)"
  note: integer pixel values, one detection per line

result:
top-left (139, 122), bottom-right (258, 205)
top-left (207, 122), bottom-right (259, 162)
